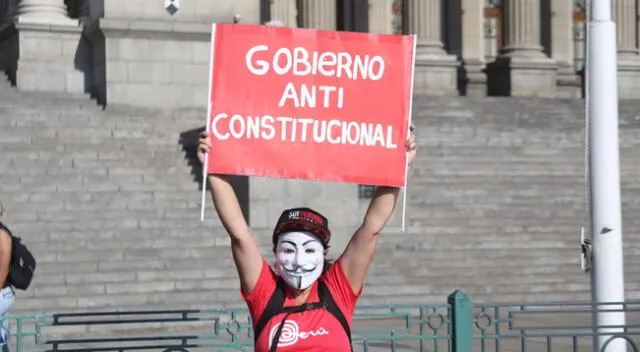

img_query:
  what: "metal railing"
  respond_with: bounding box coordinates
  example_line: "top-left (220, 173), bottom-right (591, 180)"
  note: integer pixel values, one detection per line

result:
top-left (471, 298), bottom-right (640, 352)
top-left (1, 290), bottom-right (638, 352)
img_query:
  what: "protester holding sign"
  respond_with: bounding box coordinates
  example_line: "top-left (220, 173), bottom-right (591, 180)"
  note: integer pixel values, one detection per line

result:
top-left (204, 24), bottom-right (416, 188)
top-left (197, 127), bottom-right (416, 351)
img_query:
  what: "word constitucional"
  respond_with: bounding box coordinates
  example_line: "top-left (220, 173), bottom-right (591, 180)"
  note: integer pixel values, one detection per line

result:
top-left (210, 113), bottom-right (398, 149)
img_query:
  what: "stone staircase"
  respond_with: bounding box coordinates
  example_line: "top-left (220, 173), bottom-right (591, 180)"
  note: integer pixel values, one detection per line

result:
top-left (1, 72), bottom-right (640, 318)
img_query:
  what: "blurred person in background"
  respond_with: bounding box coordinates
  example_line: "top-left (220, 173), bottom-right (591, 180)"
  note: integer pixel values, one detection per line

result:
top-left (0, 201), bottom-right (15, 352)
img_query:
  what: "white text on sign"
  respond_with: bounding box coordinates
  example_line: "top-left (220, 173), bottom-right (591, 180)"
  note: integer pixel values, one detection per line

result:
top-left (245, 45), bottom-right (386, 110)
top-left (210, 113), bottom-right (398, 149)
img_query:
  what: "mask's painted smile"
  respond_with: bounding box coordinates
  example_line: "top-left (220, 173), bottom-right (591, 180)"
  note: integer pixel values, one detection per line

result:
top-left (282, 266), bottom-right (317, 274)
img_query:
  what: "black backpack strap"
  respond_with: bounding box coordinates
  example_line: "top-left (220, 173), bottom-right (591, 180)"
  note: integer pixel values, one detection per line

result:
top-left (318, 280), bottom-right (352, 347)
top-left (256, 277), bottom-right (353, 351)
top-left (254, 277), bottom-right (287, 343)
top-left (268, 311), bottom-right (292, 352)
top-left (269, 301), bottom-right (324, 352)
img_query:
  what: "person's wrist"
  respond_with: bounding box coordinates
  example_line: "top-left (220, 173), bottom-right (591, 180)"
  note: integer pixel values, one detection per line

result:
top-left (209, 173), bottom-right (231, 181)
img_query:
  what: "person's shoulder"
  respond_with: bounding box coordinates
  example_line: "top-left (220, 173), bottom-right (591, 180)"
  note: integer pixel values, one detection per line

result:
top-left (254, 258), bottom-right (278, 288)
top-left (0, 226), bottom-right (11, 241)
top-left (244, 258), bottom-right (278, 298)
top-left (263, 258), bottom-right (277, 278)
top-left (323, 257), bottom-right (343, 272)
top-left (320, 257), bottom-right (346, 284)
top-left (0, 226), bottom-right (12, 255)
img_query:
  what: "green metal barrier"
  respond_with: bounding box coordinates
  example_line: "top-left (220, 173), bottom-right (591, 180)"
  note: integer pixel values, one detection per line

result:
top-left (470, 299), bottom-right (640, 352)
top-left (1, 290), bottom-right (639, 352)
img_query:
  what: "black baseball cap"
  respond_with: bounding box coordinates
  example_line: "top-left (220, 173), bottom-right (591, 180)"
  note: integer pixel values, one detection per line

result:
top-left (272, 207), bottom-right (331, 248)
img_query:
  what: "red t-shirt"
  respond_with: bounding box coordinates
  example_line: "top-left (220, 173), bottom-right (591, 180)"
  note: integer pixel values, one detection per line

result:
top-left (242, 258), bottom-right (362, 351)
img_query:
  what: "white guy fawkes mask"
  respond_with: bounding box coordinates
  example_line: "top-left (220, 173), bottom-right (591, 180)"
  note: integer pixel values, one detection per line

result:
top-left (275, 231), bottom-right (325, 290)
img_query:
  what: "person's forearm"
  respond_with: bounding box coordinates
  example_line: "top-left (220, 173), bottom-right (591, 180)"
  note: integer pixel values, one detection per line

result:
top-left (361, 186), bottom-right (400, 234)
top-left (208, 174), bottom-right (251, 241)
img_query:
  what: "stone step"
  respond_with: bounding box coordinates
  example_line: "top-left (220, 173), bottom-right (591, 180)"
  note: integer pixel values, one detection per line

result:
top-left (0, 189), bottom-right (203, 207)
top-left (0, 113), bottom-right (201, 131)
top-left (1, 207), bottom-right (584, 225)
top-left (33, 255), bottom-right (236, 275)
top-left (1, 103), bottom-right (202, 119)
top-left (25, 234), bottom-right (224, 253)
top-left (25, 245), bottom-right (639, 278)
top-left (22, 235), bottom-right (640, 268)
top-left (361, 281), bottom-right (640, 303)
top-left (15, 221), bottom-right (640, 247)
top-left (2, 214), bottom-right (596, 232)
top-left (0, 127), bottom-right (193, 143)
top-left (0, 165), bottom-right (195, 181)
top-left (28, 253), bottom-right (592, 279)
top-left (409, 178), bottom-right (640, 189)
top-left (406, 212), bottom-right (639, 224)
top-left (378, 236), bottom-right (632, 251)
top-left (376, 248), bottom-right (640, 266)
top-left (20, 247), bottom-right (595, 275)
top-left (18, 270), bottom-right (594, 304)
top-left (6, 189), bottom-right (632, 211)
top-left (0, 174), bottom-right (195, 190)
top-left (1, 216), bottom-right (220, 234)
top-left (357, 289), bottom-right (601, 305)
top-left (0, 139), bottom-right (184, 154)
top-left (13, 225), bottom-right (594, 244)
top-left (355, 292), bottom-right (590, 305)
top-left (405, 217), bottom-right (581, 228)
top-left (0, 171), bottom-right (198, 187)
top-left (12, 288), bottom-right (243, 314)
top-left (418, 145), bottom-right (640, 156)
top-left (412, 160), bottom-right (640, 172)
top-left (404, 220), bottom-right (587, 231)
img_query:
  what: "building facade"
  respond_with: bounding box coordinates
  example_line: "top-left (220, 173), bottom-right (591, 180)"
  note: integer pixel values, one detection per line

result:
top-left (0, 0), bottom-right (639, 108)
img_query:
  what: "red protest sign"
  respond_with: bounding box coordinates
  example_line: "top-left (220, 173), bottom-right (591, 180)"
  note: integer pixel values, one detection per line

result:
top-left (205, 23), bottom-right (415, 187)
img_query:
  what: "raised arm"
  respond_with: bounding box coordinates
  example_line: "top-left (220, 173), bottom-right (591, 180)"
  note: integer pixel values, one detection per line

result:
top-left (340, 126), bottom-right (417, 293)
top-left (198, 133), bottom-right (264, 295)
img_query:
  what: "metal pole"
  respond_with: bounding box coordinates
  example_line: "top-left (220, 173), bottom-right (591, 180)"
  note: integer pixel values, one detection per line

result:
top-left (587, 0), bottom-right (627, 351)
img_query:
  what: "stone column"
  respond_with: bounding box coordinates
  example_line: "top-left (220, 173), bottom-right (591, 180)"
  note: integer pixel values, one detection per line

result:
top-left (298, 0), bottom-right (336, 30)
top-left (368, 0), bottom-right (394, 34)
top-left (0, 0), bottom-right (85, 94)
top-left (461, 0), bottom-right (486, 96)
top-left (15, 0), bottom-right (69, 20)
top-left (551, 0), bottom-right (581, 98)
top-left (613, 0), bottom-right (637, 56)
top-left (406, 0), bottom-right (446, 54)
top-left (487, 0), bottom-right (557, 97)
top-left (613, 0), bottom-right (640, 98)
top-left (270, 0), bottom-right (297, 27)
top-left (405, 0), bottom-right (458, 95)
top-left (501, 0), bottom-right (544, 56)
